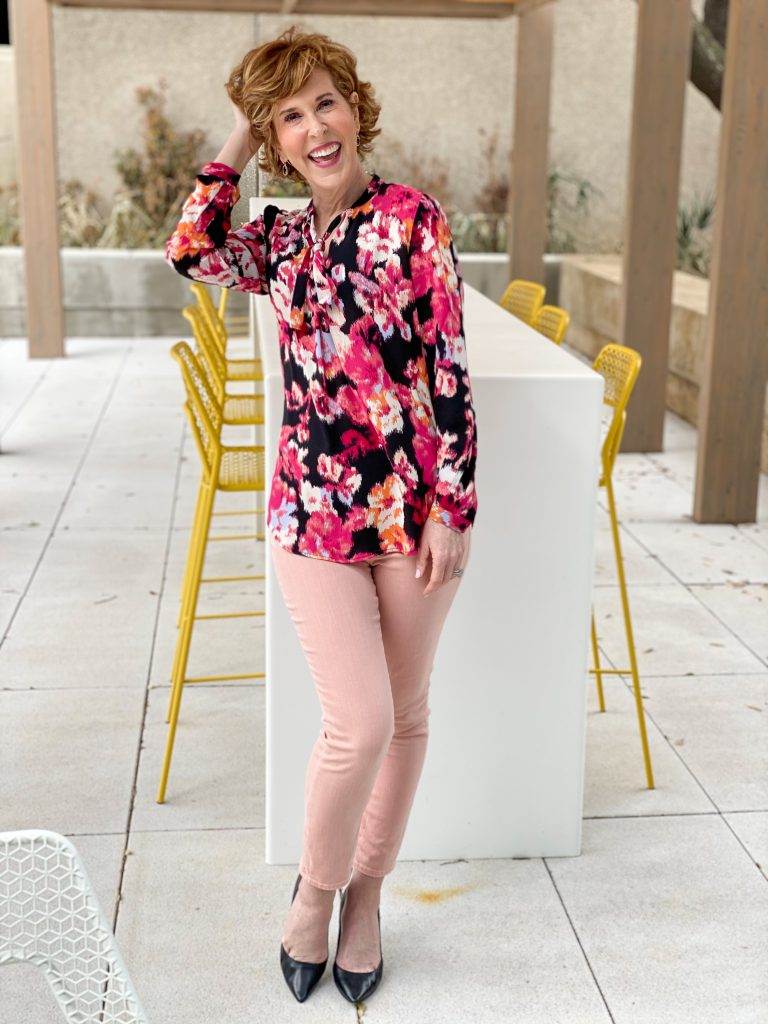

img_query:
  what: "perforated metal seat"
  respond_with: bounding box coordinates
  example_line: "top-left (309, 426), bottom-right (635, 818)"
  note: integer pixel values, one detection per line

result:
top-left (0, 829), bottom-right (148, 1024)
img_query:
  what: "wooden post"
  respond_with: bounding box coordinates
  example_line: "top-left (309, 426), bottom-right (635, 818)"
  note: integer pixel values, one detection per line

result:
top-left (507, 0), bottom-right (554, 284)
top-left (694, 0), bottom-right (768, 523)
top-left (618, 0), bottom-right (691, 450)
top-left (10, 0), bottom-right (65, 358)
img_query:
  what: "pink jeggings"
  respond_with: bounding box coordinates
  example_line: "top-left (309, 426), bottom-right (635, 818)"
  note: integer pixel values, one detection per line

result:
top-left (269, 534), bottom-right (467, 890)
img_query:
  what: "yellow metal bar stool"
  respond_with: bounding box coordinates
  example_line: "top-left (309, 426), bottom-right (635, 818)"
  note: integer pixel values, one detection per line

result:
top-left (499, 278), bottom-right (546, 325)
top-left (190, 281), bottom-right (263, 385)
top-left (532, 304), bottom-right (570, 345)
top-left (157, 341), bottom-right (267, 804)
top-left (589, 342), bottom-right (655, 790)
top-left (175, 303), bottom-right (266, 630)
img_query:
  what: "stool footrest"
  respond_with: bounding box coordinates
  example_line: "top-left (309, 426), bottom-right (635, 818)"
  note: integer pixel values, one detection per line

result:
top-left (212, 509), bottom-right (263, 517)
top-left (184, 672), bottom-right (265, 683)
top-left (209, 533), bottom-right (262, 542)
top-left (193, 611), bottom-right (264, 621)
top-left (201, 574), bottom-right (264, 583)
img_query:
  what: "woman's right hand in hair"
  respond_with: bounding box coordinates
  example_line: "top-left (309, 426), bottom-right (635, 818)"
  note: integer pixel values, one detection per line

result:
top-left (229, 97), bottom-right (262, 155)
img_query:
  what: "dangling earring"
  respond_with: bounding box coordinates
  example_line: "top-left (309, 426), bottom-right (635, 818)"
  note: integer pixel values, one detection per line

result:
top-left (355, 130), bottom-right (360, 150)
top-left (281, 159), bottom-right (289, 176)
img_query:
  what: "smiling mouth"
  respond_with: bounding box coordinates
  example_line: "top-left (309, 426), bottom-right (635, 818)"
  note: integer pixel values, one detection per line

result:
top-left (308, 142), bottom-right (342, 162)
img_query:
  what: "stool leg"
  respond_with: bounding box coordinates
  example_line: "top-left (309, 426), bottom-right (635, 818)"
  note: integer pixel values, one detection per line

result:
top-left (166, 478), bottom-right (211, 722)
top-left (590, 608), bottom-right (607, 712)
top-left (157, 477), bottom-right (216, 804)
top-left (175, 477), bottom-right (208, 629)
top-left (606, 475), bottom-right (655, 790)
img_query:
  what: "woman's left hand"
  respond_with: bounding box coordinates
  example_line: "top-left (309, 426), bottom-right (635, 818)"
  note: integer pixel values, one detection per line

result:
top-left (415, 519), bottom-right (471, 596)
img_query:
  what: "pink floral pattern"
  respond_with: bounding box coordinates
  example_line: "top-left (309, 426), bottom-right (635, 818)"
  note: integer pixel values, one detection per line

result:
top-left (165, 161), bottom-right (478, 563)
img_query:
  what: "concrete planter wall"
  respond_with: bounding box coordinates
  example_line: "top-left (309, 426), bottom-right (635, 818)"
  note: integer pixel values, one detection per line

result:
top-left (0, 247), bottom-right (563, 338)
top-left (559, 254), bottom-right (768, 472)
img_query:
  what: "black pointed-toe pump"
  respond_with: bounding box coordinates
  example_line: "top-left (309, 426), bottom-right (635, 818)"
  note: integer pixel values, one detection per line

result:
top-left (279, 873), bottom-right (334, 1003)
top-left (332, 886), bottom-right (384, 1004)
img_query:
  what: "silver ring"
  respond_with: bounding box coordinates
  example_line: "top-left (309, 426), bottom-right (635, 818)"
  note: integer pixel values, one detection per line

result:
top-left (452, 568), bottom-right (464, 577)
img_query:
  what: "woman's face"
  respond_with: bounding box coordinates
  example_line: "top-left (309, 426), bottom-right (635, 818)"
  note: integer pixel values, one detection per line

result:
top-left (273, 66), bottom-right (361, 188)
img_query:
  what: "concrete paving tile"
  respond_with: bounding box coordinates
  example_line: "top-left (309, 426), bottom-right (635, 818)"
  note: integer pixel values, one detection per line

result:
top-left (0, 688), bottom-right (144, 834)
top-left (592, 583), bottom-right (764, 677)
top-left (58, 473), bottom-right (177, 530)
top-left (625, 521), bottom-right (768, 584)
top-left (583, 676), bottom-right (714, 817)
top-left (592, 511), bottom-right (677, 586)
top-left (604, 458), bottom-right (694, 522)
top-left (638, 674), bottom-right (768, 812)
top-left (690, 582), bottom-right (768, 666)
top-left (647, 451), bottom-right (768, 523)
top-left (646, 449), bottom-right (698, 486)
top-left (0, 480), bottom-right (69, 531)
top-left (353, 858), bottom-right (611, 1024)
top-left (723, 811), bottom-right (768, 880)
top-left (0, 528), bottom-right (46, 595)
top-left (1, 530), bottom-right (164, 690)
top-left (0, 450), bottom-right (84, 483)
top-left (547, 814), bottom-right (768, 1024)
top-left (0, 530), bottom-right (49, 635)
top-left (660, 412), bottom-right (697, 452)
top-left (740, 522), bottom-right (768, 553)
top-left (118, 830), bottom-right (610, 1024)
top-left (0, 832), bottom-right (127, 1024)
top-left (132, 684), bottom-right (264, 831)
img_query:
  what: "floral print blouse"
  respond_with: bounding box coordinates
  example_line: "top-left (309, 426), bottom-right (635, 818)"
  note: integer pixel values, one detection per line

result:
top-left (164, 160), bottom-right (478, 564)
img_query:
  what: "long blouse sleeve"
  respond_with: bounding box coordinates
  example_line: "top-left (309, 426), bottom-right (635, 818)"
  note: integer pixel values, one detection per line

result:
top-left (409, 196), bottom-right (478, 534)
top-left (164, 161), bottom-right (269, 293)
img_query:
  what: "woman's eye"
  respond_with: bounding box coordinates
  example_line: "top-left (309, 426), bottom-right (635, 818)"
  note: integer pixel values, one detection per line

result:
top-left (285, 98), bottom-right (333, 123)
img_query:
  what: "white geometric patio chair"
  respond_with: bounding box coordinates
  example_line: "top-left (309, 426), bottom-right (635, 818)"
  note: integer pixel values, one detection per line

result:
top-left (0, 830), bottom-right (148, 1024)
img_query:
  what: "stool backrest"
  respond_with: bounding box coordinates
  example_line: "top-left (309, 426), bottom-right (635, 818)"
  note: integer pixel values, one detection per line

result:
top-left (182, 304), bottom-right (227, 401)
top-left (593, 343), bottom-right (642, 479)
top-left (171, 341), bottom-right (222, 477)
top-left (499, 279), bottom-right (546, 325)
top-left (532, 304), bottom-right (570, 345)
top-left (190, 281), bottom-right (228, 356)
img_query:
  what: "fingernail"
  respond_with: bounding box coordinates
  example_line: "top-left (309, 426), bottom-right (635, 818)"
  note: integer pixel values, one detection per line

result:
top-left (415, 567), bottom-right (422, 578)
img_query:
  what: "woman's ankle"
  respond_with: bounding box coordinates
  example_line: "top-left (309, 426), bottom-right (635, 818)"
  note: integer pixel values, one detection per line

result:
top-left (347, 868), bottom-right (384, 897)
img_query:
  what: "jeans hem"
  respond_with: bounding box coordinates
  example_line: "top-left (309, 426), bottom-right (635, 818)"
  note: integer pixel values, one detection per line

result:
top-left (352, 861), bottom-right (390, 879)
top-left (299, 865), bottom-right (351, 891)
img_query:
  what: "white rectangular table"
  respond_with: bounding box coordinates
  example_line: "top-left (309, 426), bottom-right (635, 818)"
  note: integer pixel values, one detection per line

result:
top-left (250, 202), bottom-right (604, 861)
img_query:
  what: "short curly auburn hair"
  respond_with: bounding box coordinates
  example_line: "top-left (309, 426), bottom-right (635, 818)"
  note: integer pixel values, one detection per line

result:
top-left (225, 24), bottom-right (382, 185)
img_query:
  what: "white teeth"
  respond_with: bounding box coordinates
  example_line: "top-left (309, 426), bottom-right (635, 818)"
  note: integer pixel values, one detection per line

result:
top-left (310, 143), bottom-right (340, 159)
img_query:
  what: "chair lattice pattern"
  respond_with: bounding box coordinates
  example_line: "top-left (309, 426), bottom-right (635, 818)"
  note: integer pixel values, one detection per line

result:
top-left (594, 343), bottom-right (639, 407)
top-left (532, 304), bottom-right (570, 345)
top-left (0, 830), bottom-right (148, 1024)
top-left (499, 279), bottom-right (546, 325)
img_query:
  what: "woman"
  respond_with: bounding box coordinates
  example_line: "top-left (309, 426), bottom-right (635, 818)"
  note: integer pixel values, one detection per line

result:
top-left (165, 25), bottom-right (478, 1005)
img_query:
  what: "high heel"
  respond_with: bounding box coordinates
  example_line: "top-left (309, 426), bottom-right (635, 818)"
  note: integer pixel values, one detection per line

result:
top-left (279, 872), bottom-right (335, 1003)
top-left (332, 886), bottom-right (384, 1003)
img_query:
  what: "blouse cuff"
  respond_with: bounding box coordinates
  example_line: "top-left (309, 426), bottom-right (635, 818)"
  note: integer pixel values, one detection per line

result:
top-left (428, 499), bottom-right (469, 534)
top-left (199, 161), bottom-right (241, 184)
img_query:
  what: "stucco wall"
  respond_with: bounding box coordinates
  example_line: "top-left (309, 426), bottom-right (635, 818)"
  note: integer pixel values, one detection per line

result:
top-left (1, 1), bottom-right (721, 251)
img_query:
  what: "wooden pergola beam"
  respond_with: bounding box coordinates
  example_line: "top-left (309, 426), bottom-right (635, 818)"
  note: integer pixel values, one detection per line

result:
top-left (618, 0), bottom-right (692, 452)
top-left (10, 0), bottom-right (65, 359)
top-left (507, 0), bottom-right (553, 283)
top-left (53, 0), bottom-right (523, 16)
top-left (693, 0), bottom-right (768, 523)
